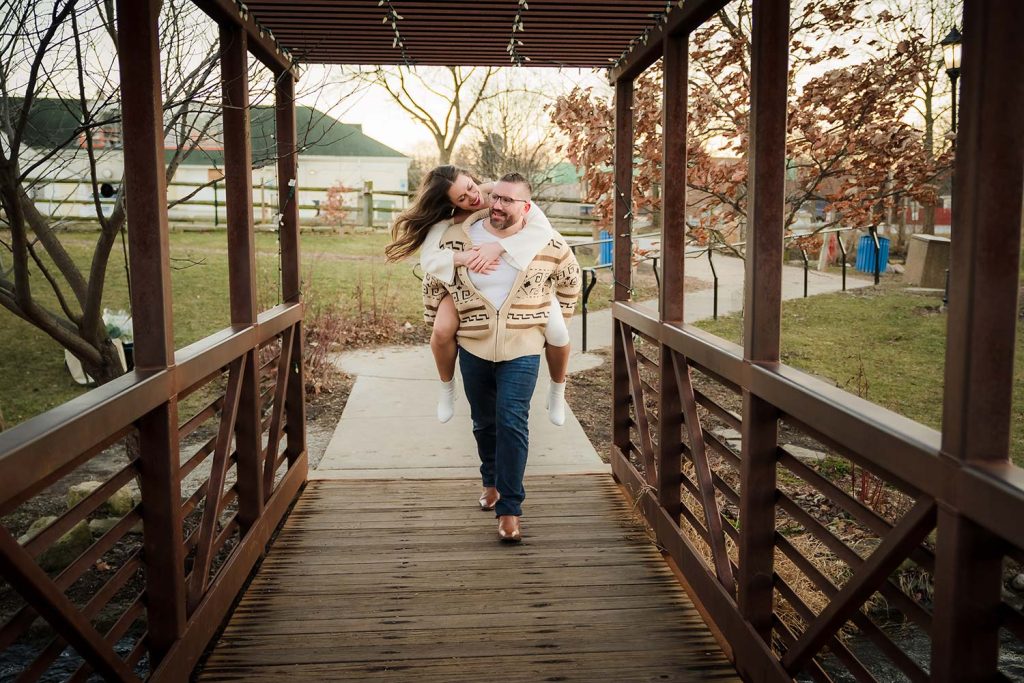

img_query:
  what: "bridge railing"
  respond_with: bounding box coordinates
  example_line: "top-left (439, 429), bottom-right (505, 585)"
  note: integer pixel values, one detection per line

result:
top-left (609, 1), bottom-right (1024, 681)
top-left (0, 0), bottom-right (308, 679)
top-left (611, 303), bottom-right (1024, 681)
top-left (0, 305), bottom-right (306, 681)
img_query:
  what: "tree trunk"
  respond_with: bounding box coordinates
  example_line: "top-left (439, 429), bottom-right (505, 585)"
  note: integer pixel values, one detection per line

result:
top-left (922, 76), bottom-right (937, 235)
top-left (80, 338), bottom-right (126, 386)
top-left (922, 203), bottom-right (936, 235)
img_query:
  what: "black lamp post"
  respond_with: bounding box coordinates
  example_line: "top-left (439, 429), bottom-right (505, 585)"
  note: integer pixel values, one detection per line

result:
top-left (941, 27), bottom-right (963, 138)
top-left (940, 27), bottom-right (961, 309)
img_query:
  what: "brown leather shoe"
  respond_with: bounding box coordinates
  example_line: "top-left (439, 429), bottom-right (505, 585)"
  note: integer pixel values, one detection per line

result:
top-left (479, 487), bottom-right (500, 511)
top-left (497, 515), bottom-right (522, 543)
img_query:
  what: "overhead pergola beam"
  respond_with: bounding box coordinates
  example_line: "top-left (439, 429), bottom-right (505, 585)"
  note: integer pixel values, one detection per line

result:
top-left (608, 0), bottom-right (728, 82)
top-left (234, 0), bottom-right (680, 69)
top-left (192, 0), bottom-right (298, 77)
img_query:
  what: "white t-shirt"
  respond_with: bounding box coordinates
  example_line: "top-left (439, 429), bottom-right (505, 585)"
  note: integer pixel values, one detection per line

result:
top-left (466, 220), bottom-right (520, 309)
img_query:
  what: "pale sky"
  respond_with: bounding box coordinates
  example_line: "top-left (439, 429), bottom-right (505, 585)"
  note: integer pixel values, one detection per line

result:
top-left (297, 64), bottom-right (611, 158)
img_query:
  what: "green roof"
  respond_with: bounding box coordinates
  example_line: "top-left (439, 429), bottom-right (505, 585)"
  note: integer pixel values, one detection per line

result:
top-left (14, 98), bottom-right (86, 150)
top-left (169, 107), bottom-right (408, 167)
top-left (11, 98), bottom-right (407, 164)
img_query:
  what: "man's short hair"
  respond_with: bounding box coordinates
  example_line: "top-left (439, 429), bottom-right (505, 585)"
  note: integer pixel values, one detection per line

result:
top-left (499, 172), bottom-right (532, 198)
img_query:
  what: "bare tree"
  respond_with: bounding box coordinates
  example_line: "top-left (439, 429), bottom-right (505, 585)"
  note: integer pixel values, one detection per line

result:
top-left (0, 0), bottom-right (343, 384)
top-left (453, 74), bottom-right (558, 195)
top-left (350, 65), bottom-right (498, 165)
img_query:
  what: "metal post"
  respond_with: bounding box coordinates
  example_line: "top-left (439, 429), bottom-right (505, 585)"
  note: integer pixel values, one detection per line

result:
top-left (707, 248), bottom-right (718, 320)
top-left (739, 0), bottom-right (788, 648)
top-left (115, 0), bottom-right (185, 663)
top-left (213, 180), bottom-right (219, 227)
top-left (800, 247), bottom-right (809, 298)
top-left (837, 234), bottom-right (848, 291)
top-left (581, 269), bottom-right (598, 353)
top-left (871, 227), bottom-right (881, 285)
top-left (932, 4), bottom-right (1024, 679)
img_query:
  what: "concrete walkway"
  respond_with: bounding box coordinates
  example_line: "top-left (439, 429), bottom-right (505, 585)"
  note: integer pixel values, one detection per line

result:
top-left (314, 255), bottom-right (868, 480)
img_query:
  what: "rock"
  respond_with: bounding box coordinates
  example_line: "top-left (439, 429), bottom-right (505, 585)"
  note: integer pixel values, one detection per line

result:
top-left (714, 428), bottom-right (741, 442)
top-left (19, 517), bottom-right (92, 572)
top-left (1011, 573), bottom-right (1024, 592)
top-left (88, 517), bottom-right (121, 537)
top-left (18, 516), bottom-right (58, 545)
top-left (887, 263), bottom-right (905, 275)
top-left (67, 481), bottom-right (101, 509)
top-left (66, 481), bottom-right (137, 516)
top-left (785, 444), bottom-right (828, 462)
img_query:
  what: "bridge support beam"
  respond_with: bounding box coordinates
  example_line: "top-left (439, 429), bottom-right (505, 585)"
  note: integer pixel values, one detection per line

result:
top-left (115, 0), bottom-right (186, 664)
top-left (932, 1), bottom-right (1024, 680)
top-left (275, 75), bottom-right (307, 469)
top-left (611, 77), bottom-right (634, 469)
top-left (738, 0), bottom-right (789, 644)
top-left (656, 32), bottom-right (688, 524)
top-left (220, 23), bottom-right (265, 528)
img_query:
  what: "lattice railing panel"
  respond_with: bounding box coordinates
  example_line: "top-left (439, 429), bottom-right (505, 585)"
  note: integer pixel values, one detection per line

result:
top-left (0, 429), bottom-right (149, 681)
top-left (611, 303), bottom-right (1024, 682)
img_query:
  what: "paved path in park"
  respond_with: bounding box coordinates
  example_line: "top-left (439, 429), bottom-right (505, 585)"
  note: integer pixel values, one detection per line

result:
top-left (314, 255), bottom-right (869, 480)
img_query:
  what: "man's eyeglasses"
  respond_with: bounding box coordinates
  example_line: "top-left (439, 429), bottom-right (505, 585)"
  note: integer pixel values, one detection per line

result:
top-left (490, 193), bottom-right (528, 207)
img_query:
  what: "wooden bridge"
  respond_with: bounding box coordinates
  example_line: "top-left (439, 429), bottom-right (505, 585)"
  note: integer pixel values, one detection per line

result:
top-left (1, 1), bottom-right (1022, 681)
top-left (196, 475), bottom-right (739, 681)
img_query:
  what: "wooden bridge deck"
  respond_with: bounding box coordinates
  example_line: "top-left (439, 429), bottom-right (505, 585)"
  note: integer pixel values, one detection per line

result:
top-left (196, 474), bottom-right (739, 681)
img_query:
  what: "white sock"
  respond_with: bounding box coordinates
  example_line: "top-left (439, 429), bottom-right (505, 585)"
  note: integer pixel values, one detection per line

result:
top-left (437, 379), bottom-right (457, 423)
top-left (547, 381), bottom-right (567, 426)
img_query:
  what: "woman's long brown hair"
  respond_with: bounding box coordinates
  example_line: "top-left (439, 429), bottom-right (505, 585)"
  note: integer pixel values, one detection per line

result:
top-left (385, 165), bottom-right (468, 262)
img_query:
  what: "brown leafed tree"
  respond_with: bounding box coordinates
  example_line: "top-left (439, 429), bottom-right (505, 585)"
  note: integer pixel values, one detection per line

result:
top-left (548, 0), bottom-right (949, 250)
top-left (878, 0), bottom-right (962, 235)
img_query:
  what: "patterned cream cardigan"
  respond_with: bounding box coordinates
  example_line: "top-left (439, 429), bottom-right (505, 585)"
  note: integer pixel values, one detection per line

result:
top-left (423, 209), bottom-right (582, 362)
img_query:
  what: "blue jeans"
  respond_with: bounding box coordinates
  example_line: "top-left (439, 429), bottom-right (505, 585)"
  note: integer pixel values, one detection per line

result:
top-left (458, 348), bottom-right (540, 518)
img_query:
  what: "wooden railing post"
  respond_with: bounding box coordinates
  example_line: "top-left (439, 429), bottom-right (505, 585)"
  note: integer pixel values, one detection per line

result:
top-left (362, 180), bottom-right (374, 227)
top-left (115, 0), bottom-right (185, 663)
top-left (738, 0), bottom-right (789, 645)
top-left (932, 2), bottom-right (1024, 679)
top-left (275, 74), bottom-right (307, 469)
top-left (611, 76), bottom-right (634, 470)
top-left (657, 32), bottom-right (687, 521)
top-left (220, 23), bottom-right (264, 528)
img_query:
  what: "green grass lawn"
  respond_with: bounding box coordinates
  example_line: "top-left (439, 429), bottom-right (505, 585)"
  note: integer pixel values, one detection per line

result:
top-left (0, 230), bottom-right (428, 427)
top-left (5, 230), bottom-right (1020, 464)
top-left (0, 229), bottom-right (634, 428)
top-left (694, 287), bottom-right (1024, 465)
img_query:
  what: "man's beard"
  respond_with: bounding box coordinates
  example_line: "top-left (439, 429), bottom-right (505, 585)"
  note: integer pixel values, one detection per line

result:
top-left (490, 209), bottom-right (515, 230)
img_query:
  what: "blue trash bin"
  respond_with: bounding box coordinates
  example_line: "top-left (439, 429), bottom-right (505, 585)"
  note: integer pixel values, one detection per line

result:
top-left (598, 230), bottom-right (613, 267)
top-left (855, 235), bottom-right (890, 274)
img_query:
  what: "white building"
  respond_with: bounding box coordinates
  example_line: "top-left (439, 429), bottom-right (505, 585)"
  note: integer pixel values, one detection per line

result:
top-left (18, 99), bottom-right (411, 225)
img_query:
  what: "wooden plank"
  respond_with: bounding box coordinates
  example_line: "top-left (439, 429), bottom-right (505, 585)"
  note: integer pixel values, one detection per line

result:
top-left (198, 475), bottom-right (738, 682)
